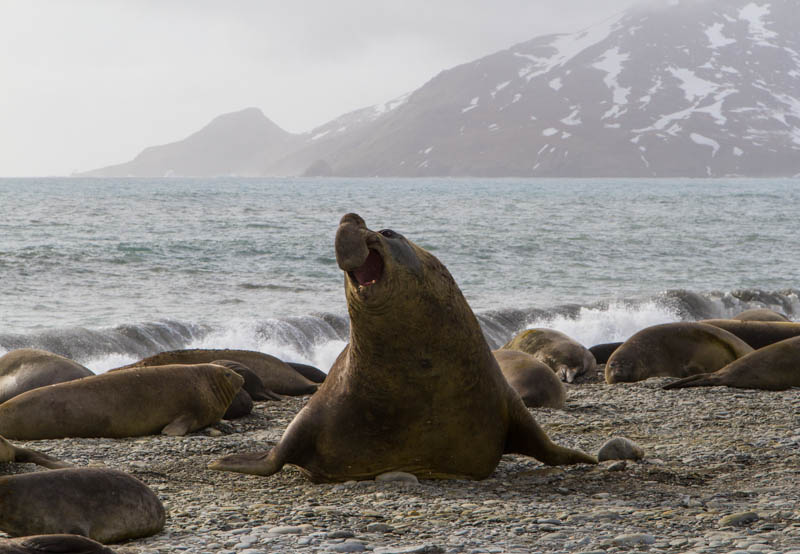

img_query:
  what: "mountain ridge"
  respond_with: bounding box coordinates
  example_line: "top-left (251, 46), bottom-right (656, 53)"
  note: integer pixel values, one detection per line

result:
top-left (80, 0), bottom-right (800, 178)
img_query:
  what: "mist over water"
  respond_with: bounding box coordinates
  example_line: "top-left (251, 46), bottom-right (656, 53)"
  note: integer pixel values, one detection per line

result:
top-left (1, 178), bottom-right (798, 372)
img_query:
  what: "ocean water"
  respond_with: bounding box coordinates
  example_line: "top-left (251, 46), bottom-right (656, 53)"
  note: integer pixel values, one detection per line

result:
top-left (1, 177), bottom-right (798, 373)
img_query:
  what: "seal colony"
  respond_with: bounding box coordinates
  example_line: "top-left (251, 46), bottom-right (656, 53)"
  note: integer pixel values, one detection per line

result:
top-left (210, 213), bottom-right (596, 481)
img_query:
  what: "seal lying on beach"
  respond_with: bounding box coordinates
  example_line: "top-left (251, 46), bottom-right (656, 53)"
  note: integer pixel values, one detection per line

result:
top-left (0, 349), bottom-right (93, 404)
top-left (0, 364), bottom-right (243, 439)
top-left (605, 322), bottom-right (753, 384)
top-left (210, 213), bottom-right (596, 482)
top-left (114, 349), bottom-right (316, 396)
top-left (0, 435), bottom-right (72, 469)
top-left (502, 328), bottom-right (596, 383)
top-left (701, 319), bottom-right (800, 349)
top-left (664, 335), bottom-right (800, 391)
top-left (492, 350), bottom-right (566, 408)
top-left (0, 468), bottom-right (165, 543)
top-left (732, 308), bottom-right (790, 322)
top-left (0, 534), bottom-right (117, 554)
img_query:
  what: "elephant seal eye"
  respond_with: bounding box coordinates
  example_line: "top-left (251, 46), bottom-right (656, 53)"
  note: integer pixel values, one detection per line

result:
top-left (379, 229), bottom-right (397, 238)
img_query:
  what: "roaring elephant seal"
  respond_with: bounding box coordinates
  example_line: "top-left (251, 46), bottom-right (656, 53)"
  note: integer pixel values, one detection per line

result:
top-left (492, 350), bottom-right (565, 409)
top-left (502, 328), bottom-right (596, 383)
top-left (209, 213), bottom-right (596, 482)
top-left (732, 308), bottom-right (790, 322)
top-left (0, 435), bottom-right (72, 469)
top-left (114, 349), bottom-right (316, 396)
top-left (0, 364), bottom-right (243, 440)
top-left (0, 349), bottom-right (93, 404)
top-left (605, 322), bottom-right (754, 384)
top-left (664, 335), bottom-right (800, 391)
top-left (702, 319), bottom-right (800, 349)
top-left (0, 468), bottom-right (165, 543)
top-left (0, 534), bottom-right (116, 554)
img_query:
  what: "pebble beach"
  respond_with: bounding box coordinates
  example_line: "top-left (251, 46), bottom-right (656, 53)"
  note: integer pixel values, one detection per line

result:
top-left (2, 369), bottom-right (799, 554)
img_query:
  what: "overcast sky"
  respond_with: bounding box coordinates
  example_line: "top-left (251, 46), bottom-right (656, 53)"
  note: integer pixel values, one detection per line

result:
top-left (0, 0), bottom-right (637, 176)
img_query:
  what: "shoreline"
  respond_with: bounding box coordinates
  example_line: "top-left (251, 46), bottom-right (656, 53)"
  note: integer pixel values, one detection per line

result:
top-left (2, 375), bottom-right (799, 554)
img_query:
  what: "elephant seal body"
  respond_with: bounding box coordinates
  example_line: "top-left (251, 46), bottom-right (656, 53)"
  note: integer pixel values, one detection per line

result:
top-left (115, 349), bottom-right (316, 396)
top-left (0, 364), bottom-right (243, 439)
top-left (492, 350), bottom-right (565, 408)
top-left (286, 362), bottom-right (327, 383)
top-left (605, 322), bottom-right (754, 384)
top-left (732, 308), bottom-right (790, 322)
top-left (588, 342), bottom-right (623, 365)
top-left (210, 360), bottom-right (282, 401)
top-left (0, 534), bottom-right (116, 554)
top-left (702, 319), bottom-right (800, 349)
top-left (210, 213), bottom-right (595, 482)
top-left (502, 328), bottom-right (596, 383)
top-left (0, 435), bottom-right (71, 469)
top-left (0, 349), bottom-right (93, 404)
top-left (664, 335), bottom-right (800, 391)
top-left (0, 468), bottom-right (165, 543)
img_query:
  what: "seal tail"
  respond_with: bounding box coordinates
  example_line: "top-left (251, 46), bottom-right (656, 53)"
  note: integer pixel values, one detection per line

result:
top-left (662, 373), bottom-right (718, 389)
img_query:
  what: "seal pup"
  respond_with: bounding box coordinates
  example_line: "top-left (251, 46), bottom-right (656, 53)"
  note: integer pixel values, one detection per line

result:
top-left (114, 349), bottom-right (316, 396)
top-left (0, 534), bottom-right (116, 554)
top-left (0, 349), bottom-right (93, 404)
top-left (605, 322), bottom-right (753, 384)
top-left (732, 308), bottom-right (790, 322)
top-left (702, 319), bottom-right (800, 349)
top-left (0, 364), bottom-right (243, 439)
top-left (664, 335), bottom-right (800, 391)
top-left (502, 328), bottom-right (596, 383)
top-left (492, 350), bottom-right (566, 408)
top-left (0, 468), bottom-right (165, 543)
top-left (0, 435), bottom-right (72, 470)
top-left (210, 213), bottom-right (596, 482)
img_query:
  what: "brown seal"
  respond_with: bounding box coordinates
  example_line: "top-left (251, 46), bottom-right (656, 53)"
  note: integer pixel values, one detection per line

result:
top-left (0, 364), bottom-right (243, 439)
top-left (732, 308), bottom-right (790, 322)
top-left (0, 435), bottom-right (72, 470)
top-left (0, 468), bottom-right (165, 543)
top-left (702, 319), bottom-right (800, 349)
top-left (209, 213), bottom-right (595, 482)
top-left (502, 328), bottom-right (596, 383)
top-left (0, 349), bottom-right (93, 404)
top-left (605, 322), bottom-right (754, 384)
top-left (0, 534), bottom-right (116, 554)
top-left (664, 335), bottom-right (800, 391)
top-left (492, 350), bottom-right (566, 408)
top-left (210, 360), bottom-right (282, 401)
top-left (114, 349), bottom-right (316, 396)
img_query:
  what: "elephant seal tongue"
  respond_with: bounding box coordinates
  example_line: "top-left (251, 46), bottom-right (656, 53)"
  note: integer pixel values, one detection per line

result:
top-left (353, 250), bottom-right (384, 286)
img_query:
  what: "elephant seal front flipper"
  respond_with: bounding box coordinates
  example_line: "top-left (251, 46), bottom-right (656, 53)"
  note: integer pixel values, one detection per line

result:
top-left (0, 534), bottom-right (116, 553)
top-left (0, 435), bottom-right (72, 470)
top-left (161, 414), bottom-right (199, 436)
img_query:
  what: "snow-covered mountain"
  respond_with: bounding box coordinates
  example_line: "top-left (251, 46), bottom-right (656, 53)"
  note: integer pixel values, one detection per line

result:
top-left (83, 0), bottom-right (800, 178)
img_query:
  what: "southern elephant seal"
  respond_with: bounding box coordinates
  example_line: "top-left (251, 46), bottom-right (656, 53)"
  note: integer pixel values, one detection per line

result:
top-left (0, 468), bottom-right (165, 543)
top-left (0, 534), bottom-right (116, 554)
top-left (0, 349), bottom-right (93, 404)
top-left (210, 360), bottom-right (282, 401)
top-left (732, 308), bottom-right (790, 322)
top-left (605, 322), bottom-right (754, 384)
top-left (209, 213), bottom-right (596, 482)
top-left (502, 328), bottom-right (596, 383)
top-left (286, 361), bottom-right (327, 383)
top-left (492, 350), bottom-right (566, 408)
top-left (588, 342), bottom-right (623, 365)
top-left (664, 335), bottom-right (800, 391)
top-left (0, 364), bottom-right (243, 440)
top-left (0, 435), bottom-right (72, 470)
top-left (114, 349), bottom-right (316, 396)
top-left (702, 319), bottom-right (800, 349)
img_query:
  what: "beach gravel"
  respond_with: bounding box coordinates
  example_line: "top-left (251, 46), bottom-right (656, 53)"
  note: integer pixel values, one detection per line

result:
top-left (1, 371), bottom-right (798, 554)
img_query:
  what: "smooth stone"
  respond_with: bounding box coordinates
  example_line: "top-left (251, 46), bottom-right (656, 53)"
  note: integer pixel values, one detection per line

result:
top-left (332, 542), bottom-right (367, 553)
top-left (376, 471), bottom-right (420, 484)
top-left (268, 525), bottom-right (306, 535)
top-left (720, 512), bottom-right (760, 527)
top-left (598, 437), bottom-right (645, 461)
top-left (613, 533), bottom-right (656, 546)
top-left (373, 544), bottom-right (443, 554)
top-left (366, 522), bottom-right (395, 533)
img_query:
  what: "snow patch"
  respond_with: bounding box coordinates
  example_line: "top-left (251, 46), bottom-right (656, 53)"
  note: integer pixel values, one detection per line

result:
top-left (690, 133), bottom-right (720, 156)
top-left (491, 81), bottom-right (511, 98)
top-left (311, 130), bottom-right (330, 141)
top-left (561, 108), bottom-right (582, 126)
top-left (705, 22), bottom-right (736, 49)
top-left (592, 47), bottom-right (631, 119)
top-left (373, 92), bottom-right (411, 116)
top-left (462, 97), bottom-right (480, 113)
top-left (542, 128), bottom-right (559, 137)
top-left (668, 67), bottom-right (719, 103)
top-left (549, 77), bottom-right (563, 91)
top-left (512, 93), bottom-right (523, 103)
top-left (733, 146), bottom-right (744, 156)
top-left (739, 3), bottom-right (778, 45)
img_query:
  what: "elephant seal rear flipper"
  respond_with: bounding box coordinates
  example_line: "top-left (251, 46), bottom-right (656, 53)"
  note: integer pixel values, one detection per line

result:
top-left (0, 435), bottom-right (72, 469)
